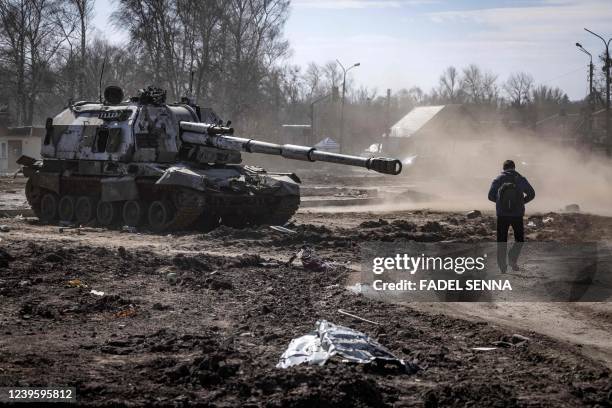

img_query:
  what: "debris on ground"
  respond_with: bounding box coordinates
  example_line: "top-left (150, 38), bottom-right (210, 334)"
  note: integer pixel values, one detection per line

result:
top-left (269, 225), bottom-right (297, 234)
top-left (466, 210), bottom-right (482, 219)
top-left (59, 226), bottom-right (82, 233)
top-left (472, 347), bottom-right (497, 351)
top-left (117, 246), bottom-right (128, 258)
top-left (67, 278), bottom-right (87, 288)
top-left (337, 309), bottom-right (380, 325)
top-left (277, 320), bottom-right (416, 372)
top-left (492, 334), bottom-right (530, 348)
top-left (527, 216), bottom-right (544, 228)
top-left (543, 216), bottom-right (554, 224)
top-left (492, 341), bottom-right (514, 348)
top-left (505, 333), bottom-right (530, 345)
top-left (288, 246), bottom-right (330, 271)
top-left (90, 290), bottom-right (105, 296)
top-left (166, 272), bottom-right (178, 285)
top-left (0, 224), bottom-right (10, 232)
top-left (121, 225), bottom-right (137, 233)
top-left (114, 307), bottom-right (137, 318)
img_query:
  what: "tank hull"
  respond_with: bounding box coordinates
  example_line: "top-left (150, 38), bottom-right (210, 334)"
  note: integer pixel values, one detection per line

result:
top-left (24, 159), bottom-right (300, 232)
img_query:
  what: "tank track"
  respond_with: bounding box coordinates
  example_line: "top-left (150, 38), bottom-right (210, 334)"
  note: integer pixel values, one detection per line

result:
top-left (168, 199), bottom-right (204, 231)
top-left (258, 196), bottom-right (300, 226)
top-left (24, 177), bottom-right (300, 232)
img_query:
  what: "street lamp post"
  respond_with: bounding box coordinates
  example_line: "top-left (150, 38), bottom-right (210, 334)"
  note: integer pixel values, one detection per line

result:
top-left (576, 42), bottom-right (594, 145)
top-left (336, 59), bottom-right (360, 154)
top-left (585, 28), bottom-right (612, 156)
top-left (576, 43), bottom-right (594, 96)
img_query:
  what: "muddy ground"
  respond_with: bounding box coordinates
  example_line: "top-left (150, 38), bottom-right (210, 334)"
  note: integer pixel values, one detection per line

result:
top-left (1, 175), bottom-right (612, 406)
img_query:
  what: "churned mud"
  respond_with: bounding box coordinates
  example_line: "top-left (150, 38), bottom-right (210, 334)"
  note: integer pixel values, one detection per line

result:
top-left (1, 175), bottom-right (611, 406)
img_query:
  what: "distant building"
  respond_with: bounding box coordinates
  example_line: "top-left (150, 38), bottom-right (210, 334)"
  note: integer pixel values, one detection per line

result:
top-left (383, 104), bottom-right (482, 159)
top-left (0, 126), bottom-right (44, 174)
top-left (314, 137), bottom-right (340, 153)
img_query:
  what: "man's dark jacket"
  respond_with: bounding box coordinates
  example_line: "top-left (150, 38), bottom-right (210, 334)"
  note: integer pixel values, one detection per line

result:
top-left (488, 169), bottom-right (535, 217)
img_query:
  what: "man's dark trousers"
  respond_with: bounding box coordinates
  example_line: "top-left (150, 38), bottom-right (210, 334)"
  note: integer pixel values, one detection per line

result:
top-left (496, 216), bottom-right (524, 272)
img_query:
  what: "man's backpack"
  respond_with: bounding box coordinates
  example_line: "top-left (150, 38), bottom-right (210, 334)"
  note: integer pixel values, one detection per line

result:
top-left (497, 175), bottom-right (521, 213)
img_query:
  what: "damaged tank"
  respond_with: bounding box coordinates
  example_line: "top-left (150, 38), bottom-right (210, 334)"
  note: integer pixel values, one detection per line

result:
top-left (20, 86), bottom-right (402, 232)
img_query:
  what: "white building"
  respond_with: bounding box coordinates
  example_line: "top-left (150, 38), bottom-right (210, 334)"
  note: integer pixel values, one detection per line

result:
top-left (0, 126), bottom-right (44, 174)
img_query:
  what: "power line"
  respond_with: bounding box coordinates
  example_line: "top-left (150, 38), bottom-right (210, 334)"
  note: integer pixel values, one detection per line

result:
top-left (539, 66), bottom-right (585, 85)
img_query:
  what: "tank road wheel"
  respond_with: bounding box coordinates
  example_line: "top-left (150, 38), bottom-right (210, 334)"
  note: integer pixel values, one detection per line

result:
top-left (58, 195), bottom-right (76, 223)
top-left (122, 200), bottom-right (145, 227)
top-left (148, 200), bottom-right (174, 232)
top-left (257, 196), bottom-right (300, 226)
top-left (96, 201), bottom-right (120, 227)
top-left (75, 196), bottom-right (97, 225)
top-left (39, 193), bottom-right (59, 222)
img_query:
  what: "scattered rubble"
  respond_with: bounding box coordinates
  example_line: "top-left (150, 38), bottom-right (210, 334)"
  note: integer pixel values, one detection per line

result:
top-left (288, 246), bottom-right (330, 271)
top-left (269, 225), bottom-right (297, 234)
top-left (337, 309), bottom-right (380, 325)
top-left (466, 210), bottom-right (482, 219)
top-left (67, 278), bottom-right (87, 288)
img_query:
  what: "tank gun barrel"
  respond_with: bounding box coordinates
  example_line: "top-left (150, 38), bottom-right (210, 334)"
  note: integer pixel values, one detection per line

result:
top-left (180, 121), bottom-right (402, 175)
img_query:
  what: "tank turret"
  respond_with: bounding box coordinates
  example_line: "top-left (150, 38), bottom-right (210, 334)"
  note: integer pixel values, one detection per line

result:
top-left (21, 86), bottom-right (402, 232)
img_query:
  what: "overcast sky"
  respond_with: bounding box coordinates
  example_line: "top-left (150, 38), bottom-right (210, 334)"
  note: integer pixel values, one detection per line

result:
top-left (93, 0), bottom-right (612, 101)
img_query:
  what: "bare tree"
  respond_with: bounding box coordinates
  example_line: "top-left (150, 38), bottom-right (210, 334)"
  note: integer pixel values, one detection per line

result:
top-left (303, 62), bottom-right (322, 98)
top-left (482, 71), bottom-right (499, 105)
top-left (438, 66), bottom-right (461, 103)
top-left (531, 84), bottom-right (567, 106)
top-left (504, 72), bottom-right (534, 106)
top-left (0, 0), bottom-right (75, 124)
top-left (71, 0), bottom-right (93, 98)
top-left (460, 64), bottom-right (486, 104)
top-left (322, 61), bottom-right (341, 89)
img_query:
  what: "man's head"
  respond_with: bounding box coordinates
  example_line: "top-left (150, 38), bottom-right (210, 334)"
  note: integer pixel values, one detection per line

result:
top-left (503, 160), bottom-right (516, 171)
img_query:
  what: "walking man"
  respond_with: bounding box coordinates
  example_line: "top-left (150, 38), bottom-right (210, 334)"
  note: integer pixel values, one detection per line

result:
top-left (488, 160), bottom-right (535, 271)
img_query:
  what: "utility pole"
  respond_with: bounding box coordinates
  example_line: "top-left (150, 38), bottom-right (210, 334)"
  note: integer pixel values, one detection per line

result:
top-left (576, 43), bottom-right (594, 145)
top-left (336, 59), bottom-right (360, 154)
top-left (385, 88), bottom-right (391, 137)
top-left (310, 93), bottom-right (332, 146)
top-left (585, 28), bottom-right (612, 156)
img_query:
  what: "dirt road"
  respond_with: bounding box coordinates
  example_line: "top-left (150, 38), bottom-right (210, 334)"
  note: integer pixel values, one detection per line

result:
top-left (1, 202), bottom-right (611, 406)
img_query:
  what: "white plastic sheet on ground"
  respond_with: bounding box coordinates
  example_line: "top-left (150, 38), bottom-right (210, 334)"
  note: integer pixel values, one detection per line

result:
top-left (276, 320), bottom-right (405, 369)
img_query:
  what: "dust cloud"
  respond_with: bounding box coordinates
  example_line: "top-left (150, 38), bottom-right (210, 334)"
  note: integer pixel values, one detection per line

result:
top-left (389, 127), bottom-right (612, 216)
